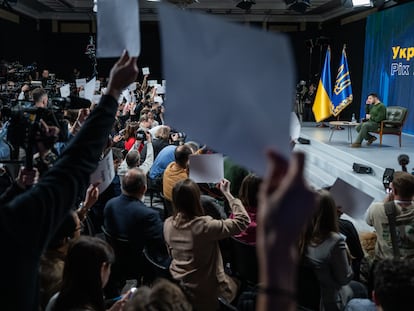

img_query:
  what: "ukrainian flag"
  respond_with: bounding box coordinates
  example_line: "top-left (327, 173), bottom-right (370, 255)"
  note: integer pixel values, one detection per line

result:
top-left (312, 47), bottom-right (333, 122)
top-left (332, 46), bottom-right (353, 117)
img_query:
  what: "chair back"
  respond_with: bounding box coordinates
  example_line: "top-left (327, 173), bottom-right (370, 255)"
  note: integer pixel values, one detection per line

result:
top-left (142, 246), bottom-right (172, 284)
top-left (386, 106), bottom-right (407, 122)
top-left (230, 237), bottom-right (258, 285)
top-left (297, 263), bottom-right (321, 311)
top-left (101, 226), bottom-right (143, 280)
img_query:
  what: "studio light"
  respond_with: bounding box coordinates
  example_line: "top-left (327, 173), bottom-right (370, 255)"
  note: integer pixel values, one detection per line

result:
top-left (286, 0), bottom-right (311, 13)
top-left (352, 0), bottom-right (372, 7)
top-left (236, 0), bottom-right (256, 10)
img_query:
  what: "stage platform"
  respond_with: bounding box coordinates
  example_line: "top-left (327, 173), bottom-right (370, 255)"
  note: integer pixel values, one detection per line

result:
top-left (294, 122), bottom-right (414, 231)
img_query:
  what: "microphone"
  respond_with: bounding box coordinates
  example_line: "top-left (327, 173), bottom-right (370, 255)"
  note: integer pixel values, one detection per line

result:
top-left (398, 154), bottom-right (409, 172)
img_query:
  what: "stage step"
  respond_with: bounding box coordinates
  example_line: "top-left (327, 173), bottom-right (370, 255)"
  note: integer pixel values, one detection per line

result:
top-left (294, 133), bottom-right (387, 202)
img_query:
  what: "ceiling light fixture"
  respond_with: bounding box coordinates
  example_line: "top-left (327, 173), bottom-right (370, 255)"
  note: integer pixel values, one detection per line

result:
top-left (236, 0), bottom-right (256, 10)
top-left (351, 0), bottom-right (372, 6)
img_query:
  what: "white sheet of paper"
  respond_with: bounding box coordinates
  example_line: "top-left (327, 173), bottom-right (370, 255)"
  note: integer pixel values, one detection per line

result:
top-left (156, 86), bottom-right (166, 94)
top-left (329, 178), bottom-right (375, 219)
top-left (142, 67), bottom-right (150, 75)
top-left (90, 149), bottom-right (115, 193)
top-left (83, 77), bottom-right (96, 101)
top-left (189, 154), bottom-right (224, 183)
top-left (60, 84), bottom-right (70, 98)
top-left (128, 82), bottom-right (137, 91)
top-left (148, 80), bottom-right (158, 87)
top-left (290, 112), bottom-right (301, 141)
top-left (95, 80), bottom-right (101, 92)
top-left (93, 94), bottom-right (102, 104)
top-left (122, 89), bottom-right (131, 103)
top-left (159, 5), bottom-right (294, 175)
top-left (75, 78), bottom-right (87, 88)
top-left (162, 80), bottom-right (166, 87)
top-left (97, 0), bottom-right (140, 58)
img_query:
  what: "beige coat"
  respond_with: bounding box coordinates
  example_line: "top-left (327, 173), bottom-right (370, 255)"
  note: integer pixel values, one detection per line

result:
top-left (164, 198), bottom-right (250, 311)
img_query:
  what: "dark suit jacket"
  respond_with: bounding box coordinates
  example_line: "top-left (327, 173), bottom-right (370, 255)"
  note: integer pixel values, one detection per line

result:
top-left (104, 194), bottom-right (164, 254)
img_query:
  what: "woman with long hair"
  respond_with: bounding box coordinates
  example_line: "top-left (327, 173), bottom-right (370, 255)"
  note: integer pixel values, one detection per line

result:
top-left (298, 190), bottom-right (354, 311)
top-left (123, 121), bottom-right (139, 151)
top-left (46, 236), bottom-right (126, 311)
top-left (230, 173), bottom-right (262, 245)
top-left (164, 178), bottom-right (250, 311)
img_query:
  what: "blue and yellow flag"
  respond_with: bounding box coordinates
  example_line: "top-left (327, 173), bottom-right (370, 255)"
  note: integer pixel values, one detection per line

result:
top-left (332, 46), bottom-right (353, 117)
top-left (313, 47), bottom-right (333, 122)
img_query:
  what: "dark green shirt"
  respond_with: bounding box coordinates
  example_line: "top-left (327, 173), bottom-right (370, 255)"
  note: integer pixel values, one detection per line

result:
top-left (367, 102), bottom-right (387, 123)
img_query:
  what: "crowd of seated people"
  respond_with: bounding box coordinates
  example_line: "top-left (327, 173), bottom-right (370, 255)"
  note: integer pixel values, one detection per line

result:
top-left (1, 54), bottom-right (414, 311)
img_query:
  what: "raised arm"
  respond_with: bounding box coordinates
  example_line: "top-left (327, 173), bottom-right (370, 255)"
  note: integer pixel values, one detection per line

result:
top-left (256, 151), bottom-right (316, 311)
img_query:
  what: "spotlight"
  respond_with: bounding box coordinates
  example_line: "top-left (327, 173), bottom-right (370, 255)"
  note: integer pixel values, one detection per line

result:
top-left (236, 0), bottom-right (256, 10)
top-left (352, 0), bottom-right (372, 6)
top-left (287, 0), bottom-right (311, 13)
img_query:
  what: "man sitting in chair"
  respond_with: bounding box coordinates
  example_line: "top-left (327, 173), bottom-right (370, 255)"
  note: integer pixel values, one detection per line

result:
top-left (351, 93), bottom-right (386, 148)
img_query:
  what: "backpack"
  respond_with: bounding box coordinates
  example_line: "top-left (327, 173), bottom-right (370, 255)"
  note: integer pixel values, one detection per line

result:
top-left (384, 201), bottom-right (414, 258)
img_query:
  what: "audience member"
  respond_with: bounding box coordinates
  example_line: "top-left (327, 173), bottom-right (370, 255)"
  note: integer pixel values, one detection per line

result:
top-left (104, 168), bottom-right (165, 256)
top-left (164, 178), bottom-right (250, 310)
top-left (366, 171), bottom-right (414, 259)
top-left (230, 173), bottom-right (262, 245)
top-left (162, 144), bottom-right (193, 202)
top-left (124, 278), bottom-right (192, 311)
top-left (45, 236), bottom-right (128, 311)
top-left (141, 125), bottom-right (171, 164)
top-left (148, 144), bottom-right (176, 182)
top-left (298, 190), bottom-right (356, 310)
top-left (345, 259), bottom-right (414, 311)
top-left (256, 151), bottom-right (316, 311)
top-left (0, 51), bottom-right (138, 311)
top-left (117, 131), bottom-right (154, 179)
top-left (39, 210), bottom-right (81, 310)
top-left (123, 121), bottom-right (139, 151)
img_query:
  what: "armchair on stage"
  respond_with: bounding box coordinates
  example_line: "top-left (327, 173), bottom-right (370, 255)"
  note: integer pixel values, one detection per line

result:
top-left (371, 106), bottom-right (408, 147)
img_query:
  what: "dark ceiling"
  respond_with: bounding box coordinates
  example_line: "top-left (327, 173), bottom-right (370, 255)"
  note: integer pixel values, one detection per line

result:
top-left (5, 0), bottom-right (396, 23)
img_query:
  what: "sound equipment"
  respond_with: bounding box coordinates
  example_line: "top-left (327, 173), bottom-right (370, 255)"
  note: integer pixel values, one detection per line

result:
top-left (353, 163), bottom-right (373, 174)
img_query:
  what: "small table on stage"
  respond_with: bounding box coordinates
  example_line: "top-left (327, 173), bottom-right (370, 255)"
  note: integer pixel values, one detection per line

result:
top-left (328, 121), bottom-right (360, 143)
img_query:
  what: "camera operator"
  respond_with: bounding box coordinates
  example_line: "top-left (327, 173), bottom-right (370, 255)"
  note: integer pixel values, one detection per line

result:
top-left (17, 83), bottom-right (31, 101)
top-left (0, 50), bottom-right (138, 311)
top-left (41, 69), bottom-right (50, 88)
top-left (32, 87), bottom-right (48, 108)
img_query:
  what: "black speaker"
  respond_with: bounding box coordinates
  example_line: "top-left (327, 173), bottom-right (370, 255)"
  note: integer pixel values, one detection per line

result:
top-left (353, 163), bottom-right (373, 174)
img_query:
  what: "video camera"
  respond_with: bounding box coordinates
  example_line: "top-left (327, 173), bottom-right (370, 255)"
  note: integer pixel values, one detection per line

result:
top-left (0, 96), bottom-right (91, 168)
top-left (136, 129), bottom-right (147, 141)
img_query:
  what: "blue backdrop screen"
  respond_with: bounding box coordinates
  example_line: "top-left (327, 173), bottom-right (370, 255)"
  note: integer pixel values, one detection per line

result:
top-left (362, 2), bottom-right (414, 134)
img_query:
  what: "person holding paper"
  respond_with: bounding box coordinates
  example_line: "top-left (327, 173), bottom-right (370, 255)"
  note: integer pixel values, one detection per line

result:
top-left (0, 50), bottom-right (138, 311)
top-left (164, 178), bottom-right (250, 310)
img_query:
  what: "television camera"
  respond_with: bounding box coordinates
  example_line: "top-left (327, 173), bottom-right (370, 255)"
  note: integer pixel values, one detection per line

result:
top-left (0, 95), bottom-right (91, 169)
